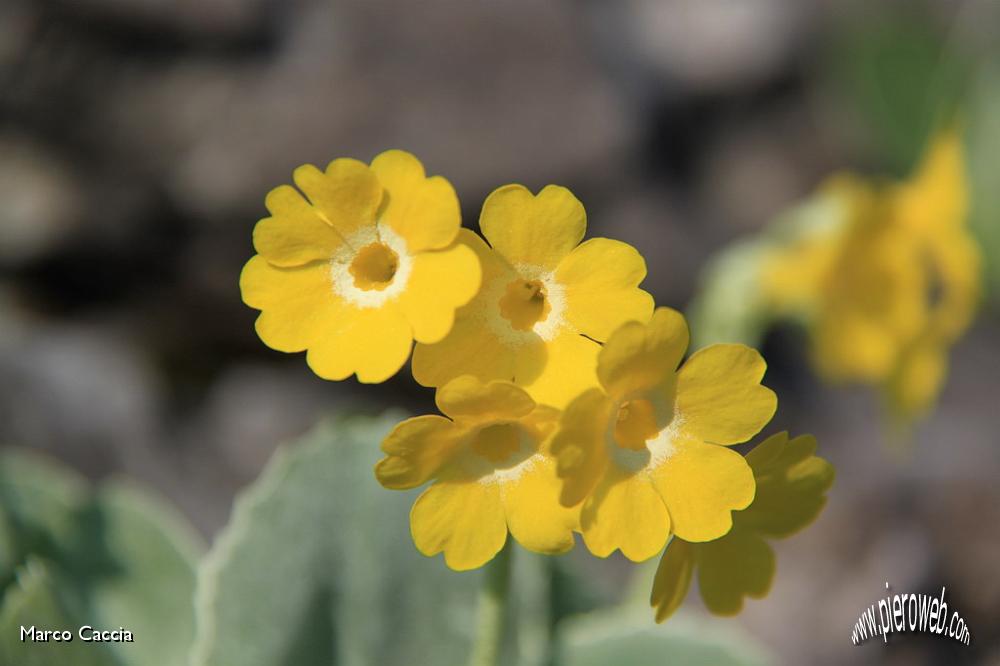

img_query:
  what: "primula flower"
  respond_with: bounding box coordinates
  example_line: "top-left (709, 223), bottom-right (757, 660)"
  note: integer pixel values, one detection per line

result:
top-left (761, 128), bottom-right (979, 423)
top-left (412, 184), bottom-right (653, 408)
top-left (240, 150), bottom-right (480, 383)
top-left (375, 376), bottom-right (578, 571)
top-left (650, 431), bottom-right (834, 622)
top-left (551, 307), bottom-right (777, 562)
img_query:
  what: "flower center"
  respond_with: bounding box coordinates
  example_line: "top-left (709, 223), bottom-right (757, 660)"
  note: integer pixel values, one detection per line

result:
top-left (471, 423), bottom-right (524, 463)
top-left (613, 399), bottom-right (659, 451)
top-left (348, 242), bottom-right (398, 291)
top-left (498, 279), bottom-right (551, 331)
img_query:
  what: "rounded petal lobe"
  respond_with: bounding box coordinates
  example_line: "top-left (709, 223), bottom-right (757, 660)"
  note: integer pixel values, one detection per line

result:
top-left (435, 376), bottom-right (535, 422)
top-left (697, 527), bottom-right (775, 616)
top-left (399, 242), bottom-right (481, 344)
top-left (516, 331), bottom-right (601, 409)
top-left (479, 184), bottom-right (585, 270)
top-left (502, 456), bottom-right (578, 555)
top-left (650, 434), bottom-right (754, 543)
top-left (371, 150), bottom-right (461, 252)
top-left (293, 158), bottom-right (382, 239)
top-left (305, 303), bottom-right (412, 383)
top-left (742, 434), bottom-right (834, 538)
top-left (375, 415), bottom-right (458, 489)
top-left (580, 467), bottom-right (671, 561)
top-left (598, 307), bottom-right (689, 401)
top-left (413, 315), bottom-right (516, 390)
top-left (551, 388), bottom-right (613, 506)
top-left (254, 185), bottom-right (346, 266)
top-left (651, 538), bottom-right (696, 623)
top-left (556, 238), bottom-right (654, 340)
top-left (410, 478), bottom-right (507, 571)
top-left (240, 256), bottom-right (346, 353)
top-left (675, 344), bottom-right (776, 445)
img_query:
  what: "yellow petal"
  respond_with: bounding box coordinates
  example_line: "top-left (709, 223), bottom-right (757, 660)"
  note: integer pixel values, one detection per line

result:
top-left (375, 415), bottom-right (458, 490)
top-left (675, 344), bottom-right (776, 445)
top-left (253, 185), bottom-right (346, 266)
top-left (580, 466), bottom-right (671, 561)
top-left (883, 336), bottom-right (947, 421)
top-left (597, 307), bottom-right (689, 401)
top-left (370, 150), bottom-right (461, 252)
top-left (697, 526), bottom-right (775, 616)
top-left (551, 388), bottom-right (613, 506)
top-left (897, 127), bottom-right (968, 236)
top-left (649, 433), bottom-right (754, 542)
top-left (741, 433), bottom-right (834, 538)
top-left (413, 314), bottom-right (517, 390)
top-left (516, 331), bottom-right (601, 409)
top-left (501, 455), bottom-right (578, 555)
top-left (305, 303), bottom-right (412, 383)
top-left (240, 256), bottom-right (346, 353)
top-left (410, 475), bottom-right (507, 571)
top-left (411, 231), bottom-right (518, 388)
top-left (479, 184), bottom-right (585, 271)
top-left (292, 158), bottom-right (382, 239)
top-left (651, 538), bottom-right (696, 623)
top-left (556, 238), bottom-right (654, 340)
top-left (434, 376), bottom-right (535, 422)
top-left (925, 231), bottom-right (980, 341)
top-left (399, 242), bottom-right (481, 344)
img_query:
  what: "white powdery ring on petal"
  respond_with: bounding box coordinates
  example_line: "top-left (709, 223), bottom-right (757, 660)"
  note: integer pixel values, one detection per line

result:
top-left (329, 224), bottom-right (413, 308)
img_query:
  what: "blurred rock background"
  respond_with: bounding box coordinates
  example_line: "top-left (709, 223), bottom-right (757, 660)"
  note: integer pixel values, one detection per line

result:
top-left (1, 1), bottom-right (998, 664)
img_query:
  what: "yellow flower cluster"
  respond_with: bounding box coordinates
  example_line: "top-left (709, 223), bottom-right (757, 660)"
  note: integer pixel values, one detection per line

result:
top-left (240, 150), bottom-right (834, 621)
top-left (761, 129), bottom-right (979, 424)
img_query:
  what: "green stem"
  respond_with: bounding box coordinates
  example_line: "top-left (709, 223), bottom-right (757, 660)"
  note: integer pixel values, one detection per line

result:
top-left (468, 541), bottom-right (512, 666)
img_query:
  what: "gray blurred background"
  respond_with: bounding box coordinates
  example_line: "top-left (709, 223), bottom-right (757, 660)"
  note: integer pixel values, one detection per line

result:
top-left (1, 1), bottom-right (998, 664)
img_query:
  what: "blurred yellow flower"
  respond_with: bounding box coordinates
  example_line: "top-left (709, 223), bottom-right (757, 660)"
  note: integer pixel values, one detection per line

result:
top-left (240, 151), bottom-right (480, 383)
top-left (761, 128), bottom-right (979, 423)
top-left (375, 376), bottom-right (578, 571)
top-left (650, 432), bottom-right (834, 622)
top-left (551, 307), bottom-right (776, 562)
top-left (412, 184), bottom-right (653, 408)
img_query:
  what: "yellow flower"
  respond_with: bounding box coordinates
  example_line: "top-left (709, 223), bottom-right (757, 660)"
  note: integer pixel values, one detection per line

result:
top-left (240, 150), bottom-right (481, 383)
top-left (551, 307), bottom-right (777, 562)
top-left (761, 128), bottom-right (979, 422)
top-left (412, 184), bottom-right (654, 408)
top-left (375, 376), bottom-right (578, 571)
top-left (884, 129), bottom-right (980, 419)
top-left (650, 432), bottom-right (834, 622)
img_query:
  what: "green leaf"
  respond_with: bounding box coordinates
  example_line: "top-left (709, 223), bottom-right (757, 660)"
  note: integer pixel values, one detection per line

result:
top-left (826, 5), bottom-right (971, 172)
top-left (688, 185), bottom-right (849, 350)
top-left (686, 239), bottom-right (773, 350)
top-left (555, 606), bottom-right (771, 666)
top-left (191, 413), bottom-right (483, 666)
top-left (0, 451), bottom-right (88, 589)
top-left (0, 452), bottom-right (203, 666)
top-left (0, 558), bottom-right (113, 666)
top-left (69, 482), bottom-right (203, 666)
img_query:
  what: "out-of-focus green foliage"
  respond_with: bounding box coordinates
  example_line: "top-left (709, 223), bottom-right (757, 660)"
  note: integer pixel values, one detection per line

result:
top-left (0, 559), bottom-right (107, 666)
top-left (552, 558), bottom-right (770, 665)
top-left (827, 4), bottom-right (970, 173)
top-left (688, 192), bottom-right (843, 350)
top-left (686, 239), bottom-right (773, 350)
top-left (190, 413), bottom-right (482, 666)
top-left (0, 451), bottom-right (203, 666)
top-left (555, 606), bottom-right (769, 666)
